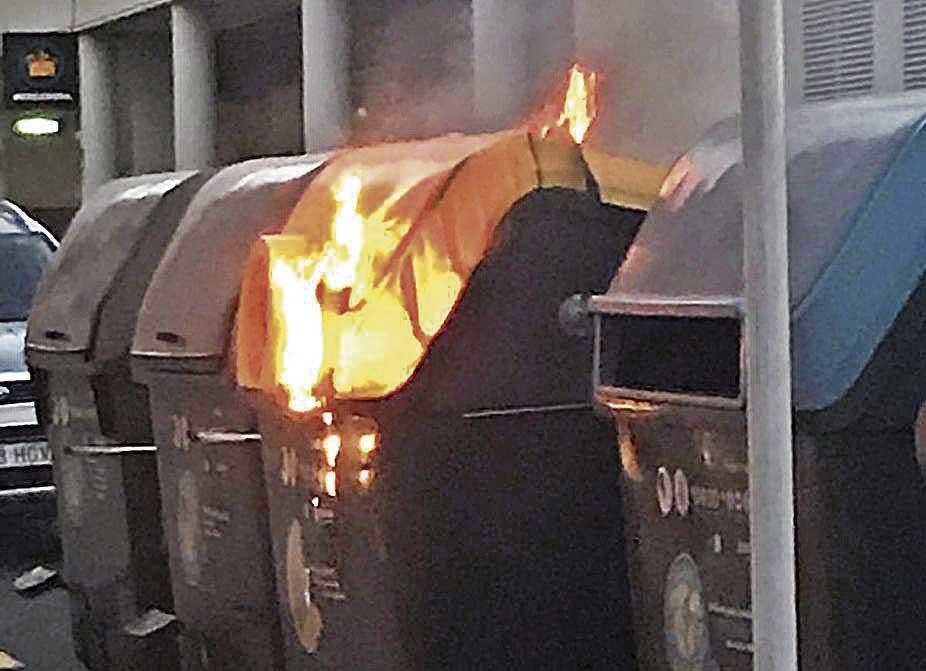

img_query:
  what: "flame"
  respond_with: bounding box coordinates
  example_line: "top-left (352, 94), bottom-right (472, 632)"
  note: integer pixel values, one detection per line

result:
top-left (239, 130), bottom-right (598, 414)
top-left (267, 169), bottom-right (462, 412)
top-left (323, 174), bottom-right (364, 291)
top-left (269, 256), bottom-right (325, 412)
top-left (557, 64), bottom-right (597, 144)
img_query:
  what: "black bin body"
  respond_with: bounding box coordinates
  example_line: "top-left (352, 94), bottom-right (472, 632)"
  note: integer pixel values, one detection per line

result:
top-left (255, 188), bottom-right (645, 671)
top-left (592, 101), bottom-right (926, 670)
top-left (131, 156), bottom-right (329, 671)
top-left (26, 172), bottom-right (209, 671)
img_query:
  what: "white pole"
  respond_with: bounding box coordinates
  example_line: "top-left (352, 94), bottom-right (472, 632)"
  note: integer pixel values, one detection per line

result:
top-left (78, 31), bottom-right (116, 200)
top-left (172, 1), bottom-right (217, 169)
top-left (301, 0), bottom-right (351, 153)
top-left (738, 1), bottom-right (798, 670)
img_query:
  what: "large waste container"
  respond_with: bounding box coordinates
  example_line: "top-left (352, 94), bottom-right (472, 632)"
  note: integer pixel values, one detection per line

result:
top-left (131, 155), bottom-right (330, 671)
top-left (589, 98), bottom-right (926, 670)
top-left (235, 131), bottom-right (664, 670)
top-left (26, 171), bottom-right (209, 671)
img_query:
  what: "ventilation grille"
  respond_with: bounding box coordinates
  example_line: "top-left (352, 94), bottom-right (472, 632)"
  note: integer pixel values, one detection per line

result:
top-left (802, 0), bottom-right (875, 102)
top-left (905, 0), bottom-right (926, 89)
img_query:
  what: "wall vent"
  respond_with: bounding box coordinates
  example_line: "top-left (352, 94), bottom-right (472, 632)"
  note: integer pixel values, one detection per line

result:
top-left (802, 0), bottom-right (875, 102)
top-left (905, 0), bottom-right (926, 90)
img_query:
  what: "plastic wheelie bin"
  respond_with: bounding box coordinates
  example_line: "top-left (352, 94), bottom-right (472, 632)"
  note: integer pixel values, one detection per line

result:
top-left (234, 131), bottom-right (657, 670)
top-left (131, 155), bottom-right (329, 671)
top-left (589, 99), bottom-right (926, 670)
top-left (26, 171), bottom-right (210, 670)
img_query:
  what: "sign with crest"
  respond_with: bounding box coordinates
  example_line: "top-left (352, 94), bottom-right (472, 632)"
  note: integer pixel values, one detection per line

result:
top-left (3, 33), bottom-right (78, 108)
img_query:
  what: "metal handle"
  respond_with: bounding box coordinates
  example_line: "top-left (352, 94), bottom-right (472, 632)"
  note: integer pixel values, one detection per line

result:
top-left (194, 430), bottom-right (261, 446)
top-left (67, 445), bottom-right (158, 456)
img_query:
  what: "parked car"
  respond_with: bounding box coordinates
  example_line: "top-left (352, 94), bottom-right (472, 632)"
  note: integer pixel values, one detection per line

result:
top-left (0, 200), bottom-right (57, 497)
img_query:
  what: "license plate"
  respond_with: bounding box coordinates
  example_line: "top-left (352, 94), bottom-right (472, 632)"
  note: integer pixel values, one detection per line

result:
top-left (0, 442), bottom-right (52, 469)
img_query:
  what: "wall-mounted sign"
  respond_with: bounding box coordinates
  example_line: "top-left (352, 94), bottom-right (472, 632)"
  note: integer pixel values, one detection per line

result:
top-left (3, 33), bottom-right (78, 109)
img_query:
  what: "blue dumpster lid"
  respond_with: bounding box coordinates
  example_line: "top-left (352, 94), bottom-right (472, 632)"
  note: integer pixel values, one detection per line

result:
top-left (592, 94), bottom-right (926, 412)
top-left (26, 172), bottom-right (203, 364)
top-left (132, 154), bottom-right (330, 373)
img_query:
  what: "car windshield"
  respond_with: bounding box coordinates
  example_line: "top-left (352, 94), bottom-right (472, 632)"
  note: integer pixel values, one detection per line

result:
top-left (0, 234), bottom-right (55, 321)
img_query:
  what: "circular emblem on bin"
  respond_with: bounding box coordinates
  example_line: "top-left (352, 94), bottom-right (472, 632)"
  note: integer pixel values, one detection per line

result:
top-left (664, 553), bottom-right (715, 671)
top-left (177, 470), bottom-right (202, 587)
top-left (656, 466), bottom-right (674, 517)
top-left (287, 519), bottom-right (323, 653)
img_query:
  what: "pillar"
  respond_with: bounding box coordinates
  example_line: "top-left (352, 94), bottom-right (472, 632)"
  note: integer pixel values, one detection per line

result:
top-left (78, 32), bottom-right (116, 199)
top-left (301, 0), bottom-right (351, 153)
top-left (472, 0), bottom-right (532, 131)
top-left (172, 1), bottom-right (217, 169)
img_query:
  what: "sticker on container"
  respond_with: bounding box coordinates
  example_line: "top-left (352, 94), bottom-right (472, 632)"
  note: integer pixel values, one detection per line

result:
top-left (287, 519), bottom-right (323, 653)
top-left (674, 469), bottom-right (690, 517)
top-left (657, 466), bottom-right (674, 517)
top-left (177, 470), bottom-right (202, 587)
top-left (664, 553), bottom-right (718, 671)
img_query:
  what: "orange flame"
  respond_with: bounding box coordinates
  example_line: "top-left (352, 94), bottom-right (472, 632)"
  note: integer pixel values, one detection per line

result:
top-left (267, 169), bottom-right (465, 412)
top-left (239, 131), bottom-right (596, 414)
top-left (557, 64), bottom-right (597, 144)
top-left (269, 255), bottom-right (325, 412)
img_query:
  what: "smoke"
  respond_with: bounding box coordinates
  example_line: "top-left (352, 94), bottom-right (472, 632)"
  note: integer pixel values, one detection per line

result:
top-left (348, 0), bottom-right (476, 144)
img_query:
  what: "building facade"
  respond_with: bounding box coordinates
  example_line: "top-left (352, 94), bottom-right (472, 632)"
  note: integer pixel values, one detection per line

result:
top-left (1, 0), bottom-right (919, 234)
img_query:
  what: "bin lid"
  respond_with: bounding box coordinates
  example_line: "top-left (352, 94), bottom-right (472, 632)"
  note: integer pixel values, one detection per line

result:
top-left (131, 154), bottom-right (330, 374)
top-left (593, 94), bottom-right (926, 411)
top-left (26, 172), bottom-right (203, 366)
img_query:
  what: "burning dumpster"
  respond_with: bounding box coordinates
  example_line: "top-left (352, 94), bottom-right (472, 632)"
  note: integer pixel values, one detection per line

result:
top-left (590, 98), bottom-right (926, 670)
top-left (235, 74), bottom-right (667, 669)
top-left (131, 155), bottom-right (330, 671)
top-left (25, 171), bottom-right (210, 670)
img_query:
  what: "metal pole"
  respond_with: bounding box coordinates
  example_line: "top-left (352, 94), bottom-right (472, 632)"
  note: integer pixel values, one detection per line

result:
top-left (738, 2), bottom-right (798, 670)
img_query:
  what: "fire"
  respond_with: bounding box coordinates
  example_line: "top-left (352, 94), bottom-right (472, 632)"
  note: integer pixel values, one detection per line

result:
top-left (324, 174), bottom-right (364, 290)
top-left (557, 64), bottom-right (597, 144)
top-left (266, 169), bottom-right (454, 412)
top-left (238, 129), bottom-right (634, 413)
top-left (269, 255), bottom-right (325, 412)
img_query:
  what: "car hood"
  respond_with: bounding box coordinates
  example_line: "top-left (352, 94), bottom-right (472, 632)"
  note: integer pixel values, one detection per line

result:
top-left (0, 321), bottom-right (27, 375)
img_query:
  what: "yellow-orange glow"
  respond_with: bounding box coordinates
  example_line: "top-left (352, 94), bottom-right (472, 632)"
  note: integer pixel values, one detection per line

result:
top-left (324, 470), bottom-right (337, 497)
top-left (358, 433), bottom-right (378, 455)
top-left (557, 64), bottom-right (597, 144)
top-left (359, 469), bottom-right (373, 487)
top-left (322, 434), bottom-right (341, 468)
top-left (237, 131), bottom-right (601, 411)
top-left (322, 411), bottom-right (333, 426)
top-left (269, 256), bottom-right (324, 412)
top-left (324, 174), bottom-right (364, 291)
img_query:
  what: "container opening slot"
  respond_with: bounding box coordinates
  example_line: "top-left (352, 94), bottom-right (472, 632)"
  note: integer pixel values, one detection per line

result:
top-left (599, 314), bottom-right (741, 398)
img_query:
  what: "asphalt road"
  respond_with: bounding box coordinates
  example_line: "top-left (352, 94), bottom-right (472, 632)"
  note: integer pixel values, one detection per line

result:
top-left (0, 493), bottom-right (85, 671)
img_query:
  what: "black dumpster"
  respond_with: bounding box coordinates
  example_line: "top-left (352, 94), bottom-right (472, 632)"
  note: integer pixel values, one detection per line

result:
top-left (590, 99), bottom-right (926, 670)
top-left (236, 132), bottom-right (650, 670)
top-left (26, 171), bottom-right (210, 671)
top-left (131, 155), bottom-right (330, 671)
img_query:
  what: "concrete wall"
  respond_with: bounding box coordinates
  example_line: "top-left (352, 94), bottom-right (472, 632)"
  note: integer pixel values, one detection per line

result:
top-left (575, 0), bottom-right (742, 166)
top-left (113, 31), bottom-right (173, 175)
top-left (0, 1), bottom-right (72, 31)
top-left (215, 8), bottom-right (303, 164)
top-left (73, 0), bottom-right (170, 29)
